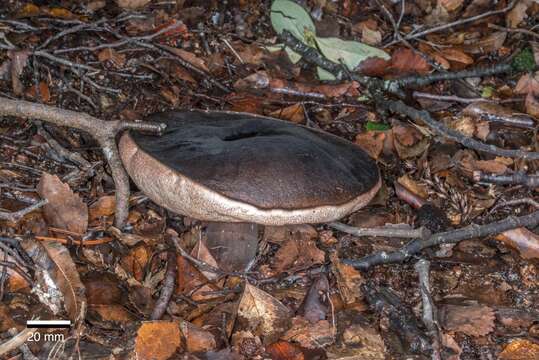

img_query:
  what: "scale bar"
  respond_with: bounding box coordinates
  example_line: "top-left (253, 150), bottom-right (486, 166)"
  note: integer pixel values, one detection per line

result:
top-left (26, 320), bottom-right (71, 328)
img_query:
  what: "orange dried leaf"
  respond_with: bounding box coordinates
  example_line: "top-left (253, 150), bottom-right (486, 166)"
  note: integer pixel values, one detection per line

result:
top-left (161, 46), bottom-right (209, 72)
top-left (355, 131), bottom-right (385, 160)
top-left (439, 48), bottom-right (474, 65)
top-left (89, 195), bottom-right (116, 222)
top-left (499, 339), bottom-right (539, 360)
top-left (390, 48), bottom-right (430, 75)
top-left (270, 103), bottom-right (305, 124)
top-left (135, 321), bottom-right (182, 360)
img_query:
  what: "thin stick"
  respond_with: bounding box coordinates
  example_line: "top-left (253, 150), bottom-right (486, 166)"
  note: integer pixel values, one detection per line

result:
top-left (328, 222), bottom-right (430, 239)
top-left (415, 259), bottom-right (442, 360)
top-left (0, 199), bottom-right (48, 223)
top-left (385, 0), bottom-right (517, 46)
top-left (151, 250), bottom-right (177, 320)
top-left (386, 99), bottom-right (539, 160)
top-left (344, 209), bottom-right (539, 269)
top-left (474, 171), bottom-right (539, 187)
top-left (0, 327), bottom-right (33, 357)
top-left (0, 97), bottom-right (165, 229)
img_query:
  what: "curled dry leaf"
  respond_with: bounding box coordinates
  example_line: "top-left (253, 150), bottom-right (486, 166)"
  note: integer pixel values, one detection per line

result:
top-left (495, 227), bottom-right (539, 260)
top-left (506, 0), bottom-right (532, 28)
top-left (135, 321), bottom-right (182, 360)
top-left (441, 304), bottom-right (495, 337)
top-left (41, 241), bottom-right (87, 322)
top-left (191, 239), bottom-right (220, 281)
top-left (439, 48), bottom-right (474, 65)
top-left (463, 102), bottom-right (535, 129)
top-left (37, 173), bottom-right (88, 235)
top-left (97, 48), bottom-right (126, 69)
top-left (327, 323), bottom-right (386, 360)
top-left (237, 283), bottom-right (291, 344)
top-left (392, 120), bottom-right (430, 159)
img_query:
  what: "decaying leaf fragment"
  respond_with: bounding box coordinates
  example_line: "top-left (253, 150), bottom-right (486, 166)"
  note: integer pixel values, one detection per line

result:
top-left (37, 173), bottom-right (88, 234)
top-left (135, 321), bottom-right (182, 360)
top-left (495, 228), bottom-right (539, 260)
top-left (237, 283), bottom-right (291, 344)
top-left (441, 304), bottom-right (495, 337)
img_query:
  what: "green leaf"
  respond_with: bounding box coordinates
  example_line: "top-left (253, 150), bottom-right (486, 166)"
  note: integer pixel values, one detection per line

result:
top-left (366, 121), bottom-right (390, 131)
top-left (285, 47), bottom-right (303, 64)
top-left (481, 86), bottom-right (494, 99)
top-left (317, 67), bottom-right (336, 80)
top-left (271, 0), bottom-right (316, 44)
top-left (512, 47), bottom-right (536, 73)
top-left (315, 37), bottom-right (390, 72)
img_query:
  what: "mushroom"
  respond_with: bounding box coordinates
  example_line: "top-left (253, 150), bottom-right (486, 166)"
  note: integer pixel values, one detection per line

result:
top-left (119, 109), bottom-right (380, 270)
top-left (118, 110), bottom-right (381, 226)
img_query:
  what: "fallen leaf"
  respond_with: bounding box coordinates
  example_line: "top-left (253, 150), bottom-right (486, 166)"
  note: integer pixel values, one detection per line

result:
top-left (472, 159), bottom-right (508, 174)
top-left (266, 340), bottom-right (304, 360)
top-left (464, 31), bottom-right (506, 54)
top-left (300, 275), bottom-right (329, 323)
top-left (515, 72), bottom-right (539, 96)
top-left (42, 241), bottom-right (87, 322)
top-left (441, 0), bottom-right (464, 11)
top-left (499, 338), bottom-right (539, 360)
top-left (439, 48), bottom-right (474, 65)
top-left (179, 319), bottom-right (217, 353)
top-left (332, 323), bottom-right (386, 360)
top-left (272, 234), bottom-right (325, 272)
top-left (88, 195), bottom-right (115, 222)
top-left (116, 0), bottom-right (151, 10)
top-left (270, 103), bottom-right (305, 124)
top-left (355, 131), bottom-right (385, 160)
top-left (282, 317), bottom-right (334, 348)
top-left (392, 120), bottom-right (429, 159)
top-left (495, 227), bottom-right (539, 260)
top-left (237, 283), bottom-right (291, 344)
top-left (506, 0), bottom-right (532, 28)
top-left (135, 321), bottom-right (182, 360)
top-left (191, 239), bottom-right (220, 280)
top-left (26, 81), bottom-right (51, 103)
top-left (120, 244), bottom-right (150, 282)
top-left (37, 173), bottom-right (88, 235)
top-left (389, 48), bottom-right (430, 76)
top-left (44, 7), bottom-right (76, 19)
top-left (441, 304), bottom-right (495, 336)
top-left (97, 48), bottom-right (126, 68)
top-left (330, 253), bottom-right (364, 305)
top-left (397, 174), bottom-right (429, 199)
top-left (161, 46), bottom-right (209, 72)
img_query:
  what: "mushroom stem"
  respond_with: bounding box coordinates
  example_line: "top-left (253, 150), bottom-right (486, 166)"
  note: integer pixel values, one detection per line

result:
top-left (0, 97), bottom-right (164, 229)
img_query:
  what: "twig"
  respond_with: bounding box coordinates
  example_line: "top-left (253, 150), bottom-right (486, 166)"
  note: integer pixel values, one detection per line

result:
top-left (474, 171), bottom-right (539, 187)
top-left (169, 233), bottom-right (224, 276)
top-left (413, 91), bottom-right (497, 104)
top-left (328, 222), bottom-right (430, 239)
top-left (385, 0), bottom-right (517, 46)
top-left (0, 97), bottom-right (165, 229)
top-left (415, 259), bottom-right (441, 360)
top-left (344, 209), bottom-right (539, 269)
top-left (151, 250), bottom-right (177, 320)
top-left (385, 99), bottom-right (539, 160)
top-left (391, 63), bottom-right (512, 88)
top-left (0, 260), bottom-right (32, 285)
top-left (489, 198), bottom-right (539, 215)
top-left (0, 327), bottom-right (33, 357)
top-left (363, 284), bottom-right (431, 355)
top-left (488, 23), bottom-right (539, 40)
top-left (0, 199), bottom-right (48, 223)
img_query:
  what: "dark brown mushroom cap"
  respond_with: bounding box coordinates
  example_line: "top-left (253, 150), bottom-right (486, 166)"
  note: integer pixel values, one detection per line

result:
top-left (119, 110), bottom-right (381, 224)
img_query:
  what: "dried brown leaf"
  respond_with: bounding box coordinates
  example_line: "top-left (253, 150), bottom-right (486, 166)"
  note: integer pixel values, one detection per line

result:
top-left (89, 195), bottom-right (115, 222)
top-left (179, 319), bottom-right (217, 353)
top-left (499, 339), bottom-right (539, 360)
top-left (37, 173), bottom-right (88, 235)
top-left (42, 241), bottom-right (87, 322)
top-left (8, 50), bottom-right (30, 95)
top-left (441, 304), bottom-right (495, 336)
top-left (270, 103), bottom-right (305, 124)
top-left (116, 0), bottom-right (151, 10)
top-left (237, 283), bottom-right (291, 344)
top-left (282, 317), bottom-right (334, 349)
top-left (495, 227), bottom-right (539, 260)
top-left (355, 131), bottom-right (385, 160)
top-left (266, 340), bottom-right (304, 360)
top-left (161, 46), bottom-right (209, 72)
top-left (389, 48), bottom-right (430, 76)
top-left (439, 48), bottom-right (474, 65)
top-left (330, 253), bottom-right (365, 305)
top-left (135, 321), bottom-right (182, 359)
top-left (506, 0), bottom-right (532, 28)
